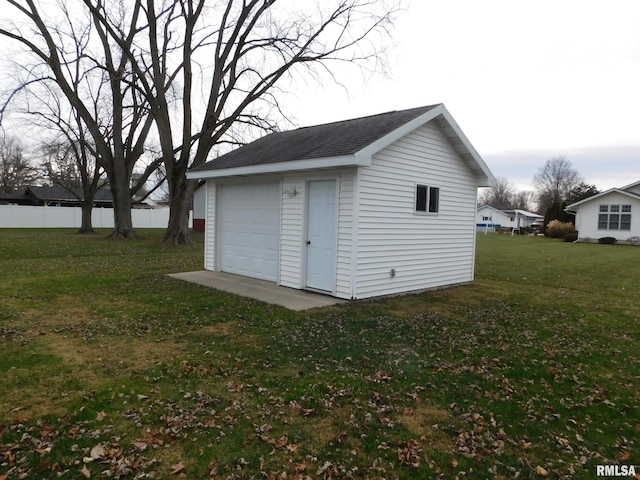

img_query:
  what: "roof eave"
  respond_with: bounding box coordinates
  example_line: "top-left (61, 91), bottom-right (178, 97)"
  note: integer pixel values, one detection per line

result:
top-left (187, 154), bottom-right (367, 180)
top-left (620, 179), bottom-right (640, 191)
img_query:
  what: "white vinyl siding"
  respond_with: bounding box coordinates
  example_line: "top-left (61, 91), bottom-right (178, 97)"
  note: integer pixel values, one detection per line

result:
top-left (199, 119), bottom-right (487, 299)
top-left (204, 180), bottom-right (216, 271)
top-left (335, 170), bottom-right (355, 298)
top-left (354, 121), bottom-right (478, 299)
top-left (279, 177), bottom-right (305, 289)
top-left (475, 206), bottom-right (510, 228)
top-left (277, 169), bottom-right (354, 298)
top-left (574, 192), bottom-right (640, 242)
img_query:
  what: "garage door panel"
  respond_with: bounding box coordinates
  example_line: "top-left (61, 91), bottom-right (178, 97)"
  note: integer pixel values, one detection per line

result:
top-left (219, 184), bottom-right (280, 281)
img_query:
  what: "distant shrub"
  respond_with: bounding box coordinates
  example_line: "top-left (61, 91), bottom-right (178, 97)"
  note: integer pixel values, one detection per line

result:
top-left (564, 232), bottom-right (578, 242)
top-left (546, 220), bottom-right (575, 239)
top-left (598, 237), bottom-right (616, 245)
top-left (543, 200), bottom-right (572, 234)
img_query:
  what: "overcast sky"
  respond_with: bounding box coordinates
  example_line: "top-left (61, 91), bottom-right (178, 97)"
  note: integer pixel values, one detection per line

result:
top-left (288, 0), bottom-right (640, 192)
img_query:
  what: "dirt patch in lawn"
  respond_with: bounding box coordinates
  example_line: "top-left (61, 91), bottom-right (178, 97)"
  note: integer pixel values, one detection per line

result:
top-left (199, 321), bottom-right (237, 337)
top-left (309, 407), bottom-right (353, 445)
top-left (197, 321), bottom-right (264, 353)
top-left (397, 404), bottom-right (454, 451)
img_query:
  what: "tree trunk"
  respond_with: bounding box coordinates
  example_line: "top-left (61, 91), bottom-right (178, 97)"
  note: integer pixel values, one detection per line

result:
top-left (106, 166), bottom-right (136, 239)
top-left (162, 172), bottom-right (195, 246)
top-left (78, 200), bottom-right (96, 234)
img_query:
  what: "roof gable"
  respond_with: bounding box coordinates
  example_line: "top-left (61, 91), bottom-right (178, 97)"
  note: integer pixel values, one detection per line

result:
top-left (188, 104), bottom-right (495, 186)
top-left (566, 188), bottom-right (640, 210)
top-left (478, 205), bottom-right (504, 215)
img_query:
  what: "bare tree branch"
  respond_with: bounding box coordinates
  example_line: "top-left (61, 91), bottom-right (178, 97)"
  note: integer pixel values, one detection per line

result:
top-left (2, 0), bottom-right (398, 244)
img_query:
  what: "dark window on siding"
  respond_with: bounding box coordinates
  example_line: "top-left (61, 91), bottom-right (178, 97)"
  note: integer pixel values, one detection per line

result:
top-left (429, 187), bottom-right (440, 213)
top-left (416, 185), bottom-right (427, 212)
top-left (416, 185), bottom-right (439, 213)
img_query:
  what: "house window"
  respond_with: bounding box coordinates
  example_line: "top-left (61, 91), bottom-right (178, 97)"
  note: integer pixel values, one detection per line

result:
top-left (622, 205), bottom-right (632, 230)
top-left (416, 185), bottom-right (439, 213)
top-left (598, 204), bottom-right (632, 230)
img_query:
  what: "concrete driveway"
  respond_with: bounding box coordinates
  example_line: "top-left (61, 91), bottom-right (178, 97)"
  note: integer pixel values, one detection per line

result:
top-left (167, 271), bottom-right (347, 311)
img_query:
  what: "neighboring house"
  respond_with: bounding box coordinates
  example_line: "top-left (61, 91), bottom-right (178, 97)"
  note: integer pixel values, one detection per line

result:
top-left (0, 192), bottom-right (32, 205)
top-left (565, 179), bottom-right (640, 244)
top-left (187, 104), bottom-right (495, 300)
top-left (476, 205), bottom-right (543, 232)
top-left (25, 185), bottom-right (114, 207)
top-left (192, 181), bottom-right (206, 231)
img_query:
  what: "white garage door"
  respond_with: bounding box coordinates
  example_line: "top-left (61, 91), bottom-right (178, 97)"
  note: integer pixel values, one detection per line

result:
top-left (219, 183), bottom-right (280, 281)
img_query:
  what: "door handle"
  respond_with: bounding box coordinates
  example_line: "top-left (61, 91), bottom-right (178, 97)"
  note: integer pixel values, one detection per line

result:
top-left (306, 240), bottom-right (311, 245)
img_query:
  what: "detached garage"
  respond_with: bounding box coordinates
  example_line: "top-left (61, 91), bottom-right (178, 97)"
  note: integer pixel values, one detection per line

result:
top-left (187, 104), bottom-right (495, 300)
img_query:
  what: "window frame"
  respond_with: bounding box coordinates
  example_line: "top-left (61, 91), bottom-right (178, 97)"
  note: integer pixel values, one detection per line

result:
top-left (415, 184), bottom-right (440, 215)
top-left (598, 204), bottom-right (632, 231)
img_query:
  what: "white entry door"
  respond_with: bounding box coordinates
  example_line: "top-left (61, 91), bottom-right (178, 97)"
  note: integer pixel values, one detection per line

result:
top-left (218, 183), bottom-right (280, 281)
top-left (306, 180), bottom-right (337, 292)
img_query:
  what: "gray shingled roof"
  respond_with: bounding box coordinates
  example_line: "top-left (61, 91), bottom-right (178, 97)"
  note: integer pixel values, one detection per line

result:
top-left (191, 105), bottom-right (440, 172)
top-left (26, 185), bottom-right (113, 202)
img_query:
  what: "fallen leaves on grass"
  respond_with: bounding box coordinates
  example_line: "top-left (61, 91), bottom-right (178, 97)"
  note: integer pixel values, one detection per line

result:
top-left (80, 464), bottom-right (91, 478)
top-left (536, 465), bottom-right (549, 476)
top-left (0, 420), bottom-right (161, 479)
top-left (397, 439), bottom-right (423, 468)
top-left (2, 298), bottom-right (639, 479)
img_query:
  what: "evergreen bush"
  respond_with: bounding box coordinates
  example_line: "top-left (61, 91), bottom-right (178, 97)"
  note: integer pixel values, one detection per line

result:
top-left (543, 200), bottom-right (573, 235)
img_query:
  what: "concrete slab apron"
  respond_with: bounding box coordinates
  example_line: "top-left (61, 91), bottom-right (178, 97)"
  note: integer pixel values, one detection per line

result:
top-left (167, 271), bottom-right (347, 311)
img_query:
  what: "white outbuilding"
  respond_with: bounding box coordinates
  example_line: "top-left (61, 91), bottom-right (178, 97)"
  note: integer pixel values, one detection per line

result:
top-left (476, 205), bottom-right (543, 233)
top-left (565, 180), bottom-right (640, 244)
top-left (187, 104), bottom-right (495, 300)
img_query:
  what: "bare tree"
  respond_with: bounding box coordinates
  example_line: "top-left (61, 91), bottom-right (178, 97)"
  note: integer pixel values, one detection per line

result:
top-left (512, 190), bottom-right (536, 212)
top-left (17, 78), bottom-right (108, 233)
top-left (86, 0), bottom-right (399, 245)
top-left (478, 176), bottom-right (515, 209)
top-left (42, 137), bottom-right (106, 234)
top-left (1, 0), bottom-right (159, 239)
top-left (534, 156), bottom-right (583, 213)
top-left (3, 0), bottom-right (396, 243)
top-left (0, 136), bottom-right (39, 192)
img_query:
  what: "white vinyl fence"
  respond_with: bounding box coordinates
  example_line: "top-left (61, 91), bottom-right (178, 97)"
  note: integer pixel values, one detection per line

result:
top-left (0, 205), bottom-right (173, 229)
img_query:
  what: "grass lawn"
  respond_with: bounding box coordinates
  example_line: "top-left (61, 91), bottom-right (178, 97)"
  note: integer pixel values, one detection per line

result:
top-left (0, 229), bottom-right (638, 479)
